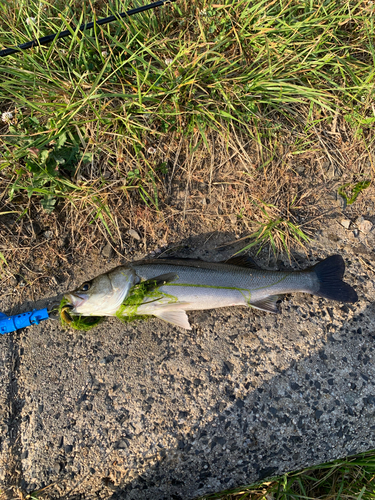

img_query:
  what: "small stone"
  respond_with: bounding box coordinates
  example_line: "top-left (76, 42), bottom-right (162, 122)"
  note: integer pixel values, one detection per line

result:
top-left (116, 440), bottom-right (128, 449)
top-left (128, 229), bottom-right (141, 241)
top-left (43, 230), bottom-right (53, 240)
top-left (340, 219), bottom-right (351, 229)
top-left (356, 217), bottom-right (373, 234)
top-left (229, 214), bottom-right (237, 225)
top-left (99, 358), bottom-right (107, 365)
top-left (102, 242), bottom-right (113, 259)
top-left (295, 165), bottom-right (305, 174)
top-left (222, 361), bottom-right (234, 375)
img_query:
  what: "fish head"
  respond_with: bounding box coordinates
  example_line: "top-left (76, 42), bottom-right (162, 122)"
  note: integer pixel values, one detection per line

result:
top-left (64, 266), bottom-right (136, 316)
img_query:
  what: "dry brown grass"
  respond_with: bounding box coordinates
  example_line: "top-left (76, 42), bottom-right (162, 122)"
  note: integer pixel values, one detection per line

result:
top-left (1, 107), bottom-right (374, 309)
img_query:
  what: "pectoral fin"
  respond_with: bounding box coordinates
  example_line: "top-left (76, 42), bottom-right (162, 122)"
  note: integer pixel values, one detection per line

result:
top-left (154, 309), bottom-right (191, 330)
top-left (250, 295), bottom-right (280, 314)
top-left (141, 273), bottom-right (178, 292)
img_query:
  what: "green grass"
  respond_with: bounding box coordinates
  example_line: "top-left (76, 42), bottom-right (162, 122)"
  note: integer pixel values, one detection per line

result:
top-left (0, 0), bottom-right (374, 252)
top-left (201, 449), bottom-right (375, 500)
top-left (235, 199), bottom-right (311, 259)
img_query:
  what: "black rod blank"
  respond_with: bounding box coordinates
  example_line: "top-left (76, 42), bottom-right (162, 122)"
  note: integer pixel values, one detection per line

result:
top-left (0, 0), bottom-right (176, 57)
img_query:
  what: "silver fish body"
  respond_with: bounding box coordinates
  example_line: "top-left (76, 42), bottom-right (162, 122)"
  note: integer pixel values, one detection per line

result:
top-left (131, 258), bottom-right (315, 312)
top-left (65, 255), bottom-right (357, 330)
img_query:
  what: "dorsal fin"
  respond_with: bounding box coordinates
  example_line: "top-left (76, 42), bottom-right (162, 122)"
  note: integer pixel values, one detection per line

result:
top-left (154, 254), bottom-right (260, 269)
top-left (225, 256), bottom-right (260, 269)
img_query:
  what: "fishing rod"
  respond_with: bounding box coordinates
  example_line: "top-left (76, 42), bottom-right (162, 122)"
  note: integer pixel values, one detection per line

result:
top-left (0, 0), bottom-right (177, 58)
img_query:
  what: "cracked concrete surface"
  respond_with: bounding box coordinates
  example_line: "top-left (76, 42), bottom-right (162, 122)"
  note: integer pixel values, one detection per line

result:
top-left (0, 219), bottom-right (374, 499)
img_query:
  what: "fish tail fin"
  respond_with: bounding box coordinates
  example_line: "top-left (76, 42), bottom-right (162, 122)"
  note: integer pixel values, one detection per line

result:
top-left (312, 255), bottom-right (357, 303)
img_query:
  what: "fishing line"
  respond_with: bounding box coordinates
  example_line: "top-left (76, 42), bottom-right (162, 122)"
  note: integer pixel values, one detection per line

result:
top-left (0, 0), bottom-right (177, 58)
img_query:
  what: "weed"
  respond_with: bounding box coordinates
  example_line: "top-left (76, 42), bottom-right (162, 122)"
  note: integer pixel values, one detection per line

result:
top-left (200, 449), bottom-right (375, 500)
top-left (0, 251), bottom-right (7, 270)
top-left (237, 201), bottom-right (310, 258)
top-left (338, 180), bottom-right (371, 206)
top-left (115, 280), bottom-right (157, 323)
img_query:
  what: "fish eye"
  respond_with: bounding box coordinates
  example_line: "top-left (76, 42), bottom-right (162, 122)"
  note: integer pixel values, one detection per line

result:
top-left (80, 282), bottom-right (91, 292)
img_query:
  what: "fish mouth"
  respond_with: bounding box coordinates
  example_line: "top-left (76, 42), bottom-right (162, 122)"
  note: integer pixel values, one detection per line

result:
top-left (64, 292), bottom-right (88, 310)
top-left (61, 292), bottom-right (89, 323)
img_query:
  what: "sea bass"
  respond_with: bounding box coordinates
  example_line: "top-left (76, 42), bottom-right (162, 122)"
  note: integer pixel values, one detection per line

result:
top-left (63, 254), bottom-right (358, 330)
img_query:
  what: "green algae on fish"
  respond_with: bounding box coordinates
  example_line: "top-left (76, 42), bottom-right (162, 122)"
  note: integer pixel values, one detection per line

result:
top-left (59, 296), bottom-right (103, 330)
top-left (115, 278), bottom-right (178, 324)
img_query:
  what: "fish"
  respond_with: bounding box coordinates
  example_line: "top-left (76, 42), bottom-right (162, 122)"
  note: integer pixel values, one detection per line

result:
top-left (63, 254), bottom-right (358, 330)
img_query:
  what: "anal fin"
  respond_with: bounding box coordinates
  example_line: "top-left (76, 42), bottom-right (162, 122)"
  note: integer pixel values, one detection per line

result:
top-left (154, 309), bottom-right (191, 330)
top-left (250, 295), bottom-right (280, 314)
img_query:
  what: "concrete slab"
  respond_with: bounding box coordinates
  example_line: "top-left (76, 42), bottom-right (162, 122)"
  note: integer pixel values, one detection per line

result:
top-left (0, 334), bottom-right (14, 486)
top-left (1, 221), bottom-right (375, 499)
